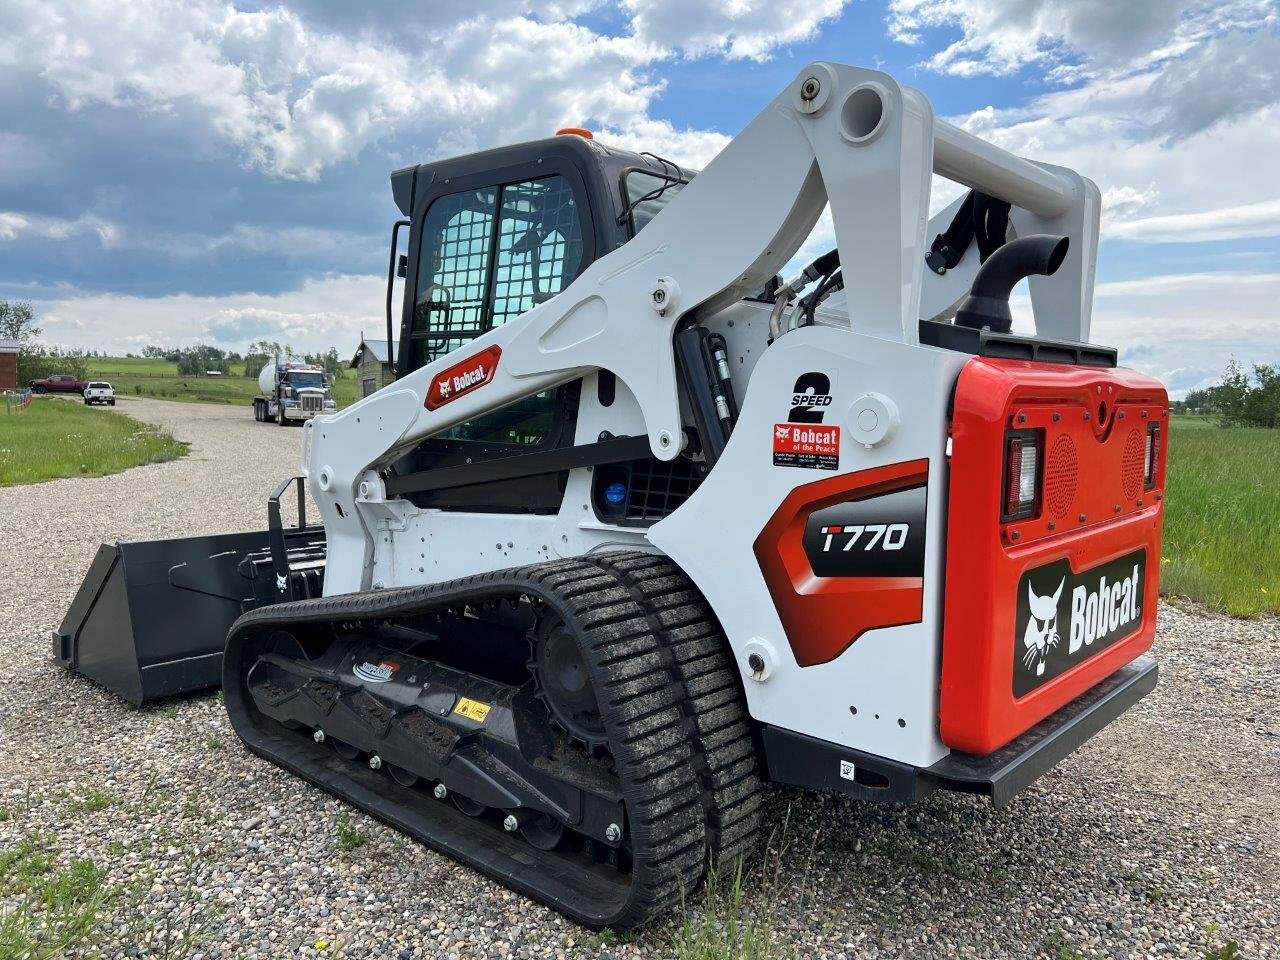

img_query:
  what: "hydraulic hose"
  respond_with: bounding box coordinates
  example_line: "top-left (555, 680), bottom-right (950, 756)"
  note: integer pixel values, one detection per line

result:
top-left (954, 234), bottom-right (1069, 333)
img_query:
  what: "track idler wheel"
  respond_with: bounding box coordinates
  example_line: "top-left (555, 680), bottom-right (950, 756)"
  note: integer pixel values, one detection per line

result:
top-left (530, 616), bottom-right (607, 751)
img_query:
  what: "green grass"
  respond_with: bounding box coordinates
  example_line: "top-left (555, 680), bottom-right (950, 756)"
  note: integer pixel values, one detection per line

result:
top-left (335, 812), bottom-right (369, 853)
top-left (85, 356), bottom-right (360, 408)
top-left (670, 863), bottom-right (796, 960)
top-left (0, 836), bottom-right (114, 960)
top-left (0, 397), bottom-right (188, 487)
top-left (1163, 417), bottom-right (1280, 616)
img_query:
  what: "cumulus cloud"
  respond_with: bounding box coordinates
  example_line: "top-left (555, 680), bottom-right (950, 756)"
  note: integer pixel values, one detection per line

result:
top-left (0, 1), bottom-right (678, 181)
top-left (622, 0), bottom-right (849, 60)
top-left (36, 273), bottom-right (387, 355)
top-left (886, 0), bottom-right (1275, 78)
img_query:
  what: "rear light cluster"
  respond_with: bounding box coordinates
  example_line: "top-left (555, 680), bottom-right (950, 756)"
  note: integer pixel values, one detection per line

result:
top-left (1144, 423), bottom-right (1161, 489)
top-left (1002, 419), bottom-right (1163, 528)
top-left (1002, 430), bottom-right (1041, 522)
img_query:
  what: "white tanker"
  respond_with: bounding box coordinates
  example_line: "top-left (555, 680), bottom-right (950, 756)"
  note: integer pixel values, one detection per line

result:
top-left (252, 361), bottom-right (335, 425)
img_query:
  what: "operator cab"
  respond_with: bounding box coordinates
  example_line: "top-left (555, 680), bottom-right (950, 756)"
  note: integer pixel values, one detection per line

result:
top-left (386, 133), bottom-right (694, 516)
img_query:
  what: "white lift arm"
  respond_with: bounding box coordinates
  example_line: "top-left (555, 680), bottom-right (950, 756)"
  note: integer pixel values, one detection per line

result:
top-left (305, 61), bottom-right (1100, 593)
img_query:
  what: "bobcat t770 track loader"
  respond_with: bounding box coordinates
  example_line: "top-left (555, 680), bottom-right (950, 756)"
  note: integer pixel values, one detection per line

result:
top-left (56, 63), bottom-right (1167, 929)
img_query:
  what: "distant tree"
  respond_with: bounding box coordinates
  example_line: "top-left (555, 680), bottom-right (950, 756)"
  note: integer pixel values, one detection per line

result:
top-left (0, 299), bottom-right (39, 345)
top-left (1205, 359), bottom-right (1280, 428)
top-left (0, 299), bottom-right (90, 383)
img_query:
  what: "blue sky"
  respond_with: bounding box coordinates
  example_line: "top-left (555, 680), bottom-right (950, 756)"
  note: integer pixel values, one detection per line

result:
top-left (1, 0), bottom-right (1277, 395)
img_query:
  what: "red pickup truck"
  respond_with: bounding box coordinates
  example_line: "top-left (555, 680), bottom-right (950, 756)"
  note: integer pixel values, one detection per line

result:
top-left (29, 374), bottom-right (89, 394)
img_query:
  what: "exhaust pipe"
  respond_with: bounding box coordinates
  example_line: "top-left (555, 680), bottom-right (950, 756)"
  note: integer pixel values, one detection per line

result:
top-left (954, 234), bottom-right (1069, 333)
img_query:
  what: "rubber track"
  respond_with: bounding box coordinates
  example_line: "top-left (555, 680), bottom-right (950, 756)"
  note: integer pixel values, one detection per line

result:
top-left (224, 558), bottom-right (708, 929)
top-left (588, 552), bottom-right (765, 871)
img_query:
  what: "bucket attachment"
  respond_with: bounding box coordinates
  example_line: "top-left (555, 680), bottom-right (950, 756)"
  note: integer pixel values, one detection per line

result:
top-left (53, 477), bottom-right (325, 704)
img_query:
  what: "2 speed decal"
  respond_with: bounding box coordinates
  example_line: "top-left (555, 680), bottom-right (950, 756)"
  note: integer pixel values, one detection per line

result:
top-left (789, 372), bottom-right (833, 423)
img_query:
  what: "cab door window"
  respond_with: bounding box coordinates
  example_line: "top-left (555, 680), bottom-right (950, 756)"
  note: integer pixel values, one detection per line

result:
top-left (408, 174), bottom-right (587, 449)
top-left (410, 186), bottom-right (497, 369)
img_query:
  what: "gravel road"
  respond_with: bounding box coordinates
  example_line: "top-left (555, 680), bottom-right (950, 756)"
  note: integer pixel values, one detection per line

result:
top-left (0, 397), bottom-right (1276, 959)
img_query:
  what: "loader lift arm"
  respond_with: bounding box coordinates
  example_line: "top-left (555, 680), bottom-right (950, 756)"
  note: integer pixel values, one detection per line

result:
top-left (310, 61), bottom-right (1099, 598)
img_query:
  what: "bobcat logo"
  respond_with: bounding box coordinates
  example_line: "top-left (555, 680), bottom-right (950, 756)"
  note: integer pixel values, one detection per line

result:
top-left (1021, 578), bottom-right (1064, 676)
top-left (775, 425), bottom-right (792, 441)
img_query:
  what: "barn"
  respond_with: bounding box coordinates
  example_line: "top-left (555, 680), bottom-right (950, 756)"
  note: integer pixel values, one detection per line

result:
top-left (349, 337), bottom-right (396, 398)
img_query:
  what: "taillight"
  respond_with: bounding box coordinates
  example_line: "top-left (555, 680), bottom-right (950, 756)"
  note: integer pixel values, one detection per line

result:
top-left (1002, 430), bottom-right (1041, 522)
top-left (1144, 422), bottom-right (1161, 489)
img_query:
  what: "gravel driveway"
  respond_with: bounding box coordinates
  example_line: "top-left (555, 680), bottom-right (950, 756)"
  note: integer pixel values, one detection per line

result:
top-left (1, 397), bottom-right (1276, 959)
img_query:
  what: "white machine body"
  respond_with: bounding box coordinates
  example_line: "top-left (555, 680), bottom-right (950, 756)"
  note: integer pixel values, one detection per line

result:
top-left (299, 62), bottom-right (1103, 770)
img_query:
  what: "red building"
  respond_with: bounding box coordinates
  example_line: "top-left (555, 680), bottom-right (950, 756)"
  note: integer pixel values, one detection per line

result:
top-left (0, 339), bottom-right (17, 391)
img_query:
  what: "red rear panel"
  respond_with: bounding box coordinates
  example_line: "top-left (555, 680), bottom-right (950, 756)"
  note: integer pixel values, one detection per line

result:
top-left (940, 357), bottom-right (1168, 755)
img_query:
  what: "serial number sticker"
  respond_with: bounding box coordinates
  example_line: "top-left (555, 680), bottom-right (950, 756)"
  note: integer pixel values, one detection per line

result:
top-left (453, 697), bottom-right (492, 723)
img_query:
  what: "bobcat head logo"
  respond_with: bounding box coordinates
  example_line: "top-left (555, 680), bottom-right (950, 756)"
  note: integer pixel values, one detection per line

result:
top-left (775, 425), bottom-right (792, 440)
top-left (1022, 578), bottom-right (1064, 676)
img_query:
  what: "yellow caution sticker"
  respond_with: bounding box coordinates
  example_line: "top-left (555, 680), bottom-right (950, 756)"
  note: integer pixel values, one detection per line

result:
top-left (453, 697), bottom-right (491, 723)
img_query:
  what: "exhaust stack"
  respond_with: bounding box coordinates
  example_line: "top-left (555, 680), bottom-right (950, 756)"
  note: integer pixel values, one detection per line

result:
top-left (954, 234), bottom-right (1069, 333)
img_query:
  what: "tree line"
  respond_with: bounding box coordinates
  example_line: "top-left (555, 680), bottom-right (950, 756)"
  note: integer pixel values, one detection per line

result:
top-left (0, 299), bottom-right (348, 385)
top-left (1184, 360), bottom-right (1280, 428)
top-left (139, 341), bottom-right (344, 379)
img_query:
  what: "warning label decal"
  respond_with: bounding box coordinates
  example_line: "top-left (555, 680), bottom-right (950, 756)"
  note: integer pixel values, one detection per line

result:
top-left (453, 697), bottom-right (492, 723)
top-left (773, 423), bottom-right (840, 471)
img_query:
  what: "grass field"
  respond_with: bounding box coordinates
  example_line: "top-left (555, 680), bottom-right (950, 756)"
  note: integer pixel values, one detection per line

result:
top-left (1163, 416), bottom-right (1279, 617)
top-left (0, 397), bottom-right (187, 486)
top-left (85, 356), bottom-right (360, 408)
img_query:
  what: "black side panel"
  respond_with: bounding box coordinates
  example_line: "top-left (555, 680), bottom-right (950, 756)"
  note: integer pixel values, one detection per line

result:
top-left (53, 530), bottom-right (325, 704)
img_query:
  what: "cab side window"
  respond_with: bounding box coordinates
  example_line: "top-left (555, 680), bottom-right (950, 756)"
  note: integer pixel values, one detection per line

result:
top-left (407, 175), bottom-right (586, 448)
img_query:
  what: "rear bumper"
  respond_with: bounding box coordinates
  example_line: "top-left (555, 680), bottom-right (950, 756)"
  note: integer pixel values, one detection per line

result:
top-left (761, 655), bottom-right (1156, 807)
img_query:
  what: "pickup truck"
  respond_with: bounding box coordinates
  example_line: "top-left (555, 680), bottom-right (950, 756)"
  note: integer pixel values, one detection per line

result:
top-left (83, 382), bottom-right (116, 406)
top-left (29, 374), bottom-right (89, 394)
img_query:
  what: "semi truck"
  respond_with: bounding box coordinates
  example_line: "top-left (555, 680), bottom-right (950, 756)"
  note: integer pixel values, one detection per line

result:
top-left (252, 361), bottom-right (335, 425)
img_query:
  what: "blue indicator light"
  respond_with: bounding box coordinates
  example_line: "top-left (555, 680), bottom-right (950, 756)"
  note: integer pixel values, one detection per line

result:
top-left (604, 482), bottom-right (627, 505)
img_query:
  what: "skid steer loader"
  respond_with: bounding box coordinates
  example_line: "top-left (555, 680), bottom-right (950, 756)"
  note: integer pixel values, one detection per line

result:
top-left (56, 62), bottom-right (1167, 929)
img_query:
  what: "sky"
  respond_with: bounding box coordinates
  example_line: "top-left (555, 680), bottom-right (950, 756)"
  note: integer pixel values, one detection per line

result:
top-left (0, 0), bottom-right (1277, 396)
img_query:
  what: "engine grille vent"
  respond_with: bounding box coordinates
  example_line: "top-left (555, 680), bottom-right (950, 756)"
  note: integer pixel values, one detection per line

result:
top-left (624, 457), bottom-right (704, 522)
top-left (1122, 428), bottom-right (1145, 500)
top-left (594, 456), bottom-right (705, 525)
top-left (1045, 433), bottom-right (1078, 519)
top-left (301, 393), bottom-right (323, 413)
